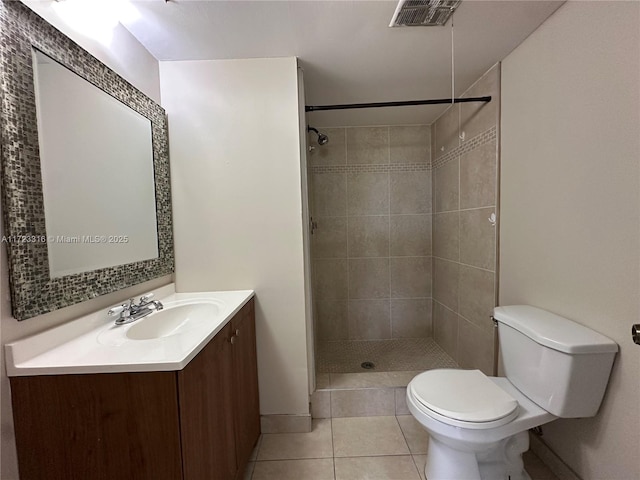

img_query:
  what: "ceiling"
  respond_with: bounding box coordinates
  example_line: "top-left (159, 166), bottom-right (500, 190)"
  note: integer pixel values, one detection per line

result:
top-left (32, 0), bottom-right (566, 126)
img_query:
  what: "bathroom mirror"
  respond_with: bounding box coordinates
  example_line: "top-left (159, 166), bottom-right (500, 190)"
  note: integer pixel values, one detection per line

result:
top-left (0, 1), bottom-right (174, 320)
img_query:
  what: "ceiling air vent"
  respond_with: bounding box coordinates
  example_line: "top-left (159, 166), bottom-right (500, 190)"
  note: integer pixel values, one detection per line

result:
top-left (389, 0), bottom-right (461, 27)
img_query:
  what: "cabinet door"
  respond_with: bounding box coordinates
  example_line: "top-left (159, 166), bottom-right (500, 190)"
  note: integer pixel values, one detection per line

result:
top-left (178, 322), bottom-right (237, 480)
top-left (10, 372), bottom-right (182, 480)
top-left (231, 299), bottom-right (261, 469)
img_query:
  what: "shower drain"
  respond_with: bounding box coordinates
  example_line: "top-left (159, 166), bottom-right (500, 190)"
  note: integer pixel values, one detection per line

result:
top-left (361, 361), bottom-right (375, 370)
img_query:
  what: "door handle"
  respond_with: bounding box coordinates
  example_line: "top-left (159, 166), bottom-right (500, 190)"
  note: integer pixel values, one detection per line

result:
top-left (632, 324), bottom-right (640, 345)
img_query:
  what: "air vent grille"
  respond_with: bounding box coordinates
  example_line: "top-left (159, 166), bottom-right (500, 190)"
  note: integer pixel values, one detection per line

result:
top-left (389, 0), bottom-right (461, 27)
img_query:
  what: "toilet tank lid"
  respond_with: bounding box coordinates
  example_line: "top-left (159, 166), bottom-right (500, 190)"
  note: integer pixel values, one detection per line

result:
top-left (493, 306), bottom-right (618, 354)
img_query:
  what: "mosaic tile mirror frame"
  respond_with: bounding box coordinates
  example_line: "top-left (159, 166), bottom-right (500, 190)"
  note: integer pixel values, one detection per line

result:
top-left (0, 1), bottom-right (174, 320)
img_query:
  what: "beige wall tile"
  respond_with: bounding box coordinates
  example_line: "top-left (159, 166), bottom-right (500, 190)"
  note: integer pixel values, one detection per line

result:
top-left (434, 104), bottom-right (460, 156)
top-left (433, 259), bottom-right (459, 310)
top-left (460, 64), bottom-right (500, 142)
top-left (395, 387), bottom-right (410, 415)
top-left (308, 127), bottom-right (347, 166)
top-left (433, 159), bottom-right (459, 212)
top-left (397, 415), bottom-right (429, 454)
top-left (335, 455), bottom-right (421, 480)
top-left (316, 373), bottom-right (331, 389)
top-left (390, 215), bottom-right (431, 256)
top-left (332, 416), bottom-right (410, 457)
top-left (348, 258), bottom-right (390, 299)
top-left (457, 316), bottom-right (495, 375)
top-left (313, 216), bottom-right (347, 259)
top-left (390, 256), bottom-right (432, 298)
top-left (311, 391), bottom-right (331, 419)
top-left (348, 215), bottom-right (390, 257)
top-left (243, 461), bottom-right (255, 480)
top-left (432, 212), bottom-right (459, 261)
top-left (390, 171), bottom-right (432, 214)
top-left (313, 173), bottom-right (346, 216)
top-left (316, 300), bottom-right (348, 341)
top-left (433, 301), bottom-right (458, 360)
top-left (390, 125), bottom-right (431, 164)
top-left (260, 415), bottom-right (312, 434)
top-left (330, 388), bottom-right (395, 417)
top-left (347, 172), bottom-right (389, 215)
top-left (391, 298), bottom-right (432, 338)
top-left (258, 419), bottom-right (332, 460)
top-left (458, 265), bottom-right (496, 331)
top-left (348, 299), bottom-right (391, 340)
top-left (314, 259), bottom-right (348, 300)
top-left (346, 126), bottom-right (389, 165)
top-left (252, 459), bottom-right (335, 480)
top-left (459, 207), bottom-right (496, 270)
top-left (459, 140), bottom-right (497, 209)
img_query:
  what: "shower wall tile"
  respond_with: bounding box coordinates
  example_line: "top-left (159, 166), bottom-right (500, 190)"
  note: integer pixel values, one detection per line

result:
top-left (330, 388), bottom-right (395, 417)
top-left (348, 215), bottom-right (390, 258)
top-left (313, 173), bottom-right (346, 216)
top-left (391, 298), bottom-right (432, 338)
top-left (348, 258), bottom-right (390, 299)
top-left (459, 207), bottom-right (496, 270)
top-left (430, 67), bottom-right (500, 374)
top-left (432, 212), bottom-right (459, 261)
top-left (313, 216), bottom-right (347, 259)
top-left (316, 300), bottom-right (348, 341)
top-left (390, 171), bottom-right (432, 214)
top-left (390, 215), bottom-right (431, 256)
top-left (459, 140), bottom-right (497, 209)
top-left (390, 257), bottom-right (431, 299)
top-left (314, 259), bottom-right (348, 300)
top-left (433, 301), bottom-right (458, 361)
top-left (309, 127), bottom-right (347, 166)
top-left (348, 299), bottom-right (391, 340)
top-left (457, 316), bottom-right (495, 376)
top-left (311, 124), bottom-right (432, 341)
top-left (458, 265), bottom-right (495, 332)
top-left (346, 126), bottom-right (389, 165)
top-left (389, 125), bottom-right (431, 164)
top-left (432, 258), bottom-right (459, 311)
top-left (459, 64), bottom-right (500, 143)
top-left (347, 172), bottom-right (389, 215)
top-left (434, 158), bottom-right (459, 212)
top-left (434, 104), bottom-right (460, 157)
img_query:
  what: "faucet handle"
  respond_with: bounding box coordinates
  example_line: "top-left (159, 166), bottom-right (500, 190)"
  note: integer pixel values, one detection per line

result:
top-left (108, 302), bottom-right (129, 316)
top-left (139, 293), bottom-right (154, 305)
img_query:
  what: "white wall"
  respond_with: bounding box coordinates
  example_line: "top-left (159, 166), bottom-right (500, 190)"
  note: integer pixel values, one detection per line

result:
top-left (159, 57), bottom-right (310, 416)
top-left (0, 7), bottom-right (165, 478)
top-left (500, 2), bottom-right (639, 479)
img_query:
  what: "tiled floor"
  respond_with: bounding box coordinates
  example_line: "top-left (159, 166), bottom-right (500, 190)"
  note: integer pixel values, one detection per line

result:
top-left (316, 338), bottom-right (457, 374)
top-left (244, 416), bottom-right (560, 480)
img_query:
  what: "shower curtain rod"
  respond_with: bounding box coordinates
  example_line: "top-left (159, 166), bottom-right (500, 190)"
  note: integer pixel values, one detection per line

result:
top-left (305, 95), bottom-right (491, 112)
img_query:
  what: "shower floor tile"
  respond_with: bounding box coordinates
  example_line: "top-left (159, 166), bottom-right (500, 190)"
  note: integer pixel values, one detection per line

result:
top-left (316, 338), bottom-right (457, 374)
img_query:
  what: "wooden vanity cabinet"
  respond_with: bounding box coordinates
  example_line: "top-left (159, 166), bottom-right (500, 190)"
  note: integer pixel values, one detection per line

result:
top-left (10, 298), bottom-right (260, 480)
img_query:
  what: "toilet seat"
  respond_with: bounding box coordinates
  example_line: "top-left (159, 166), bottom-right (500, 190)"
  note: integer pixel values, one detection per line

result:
top-left (409, 369), bottom-right (519, 430)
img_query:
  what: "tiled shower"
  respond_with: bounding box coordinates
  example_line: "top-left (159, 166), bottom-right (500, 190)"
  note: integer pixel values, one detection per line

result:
top-left (310, 64), bottom-right (500, 378)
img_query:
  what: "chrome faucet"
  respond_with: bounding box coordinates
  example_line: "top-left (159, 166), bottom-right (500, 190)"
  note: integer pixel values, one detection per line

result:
top-left (108, 293), bottom-right (164, 325)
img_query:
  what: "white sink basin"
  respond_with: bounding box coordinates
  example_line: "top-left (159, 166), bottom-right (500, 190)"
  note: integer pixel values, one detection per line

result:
top-left (126, 303), bottom-right (220, 340)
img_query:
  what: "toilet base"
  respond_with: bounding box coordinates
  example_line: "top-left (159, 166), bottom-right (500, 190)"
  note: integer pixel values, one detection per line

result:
top-left (425, 430), bottom-right (531, 480)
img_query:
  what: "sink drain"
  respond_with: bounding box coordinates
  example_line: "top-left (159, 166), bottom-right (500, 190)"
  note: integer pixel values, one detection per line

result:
top-left (361, 361), bottom-right (375, 370)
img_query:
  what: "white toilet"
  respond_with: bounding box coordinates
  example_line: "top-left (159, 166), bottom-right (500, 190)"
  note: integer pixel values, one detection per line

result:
top-left (407, 305), bottom-right (618, 480)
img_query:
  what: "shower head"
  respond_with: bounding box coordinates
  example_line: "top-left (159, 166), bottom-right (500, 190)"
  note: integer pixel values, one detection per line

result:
top-left (308, 126), bottom-right (329, 146)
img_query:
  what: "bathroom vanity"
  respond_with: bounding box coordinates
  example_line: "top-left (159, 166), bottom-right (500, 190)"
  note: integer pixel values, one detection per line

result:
top-left (6, 290), bottom-right (259, 480)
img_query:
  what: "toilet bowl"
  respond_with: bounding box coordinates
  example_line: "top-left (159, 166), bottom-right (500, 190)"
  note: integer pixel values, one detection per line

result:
top-left (407, 305), bottom-right (618, 480)
top-left (407, 370), bottom-right (555, 480)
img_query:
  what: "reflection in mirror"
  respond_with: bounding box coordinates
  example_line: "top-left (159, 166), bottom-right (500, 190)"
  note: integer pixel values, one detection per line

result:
top-left (33, 49), bottom-right (159, 278)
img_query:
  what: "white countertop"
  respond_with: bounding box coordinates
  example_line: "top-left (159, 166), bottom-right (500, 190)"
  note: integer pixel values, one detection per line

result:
top-left (5, 287), bottom-right (254, 377)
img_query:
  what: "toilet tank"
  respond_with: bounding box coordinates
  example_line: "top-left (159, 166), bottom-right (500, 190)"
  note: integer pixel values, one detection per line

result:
top-left (493, 305), bottom-right (618, 418)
